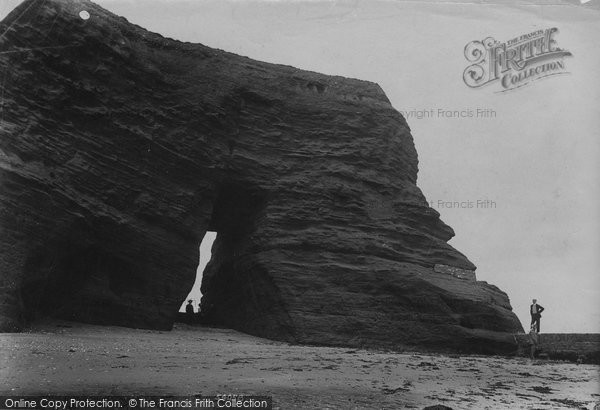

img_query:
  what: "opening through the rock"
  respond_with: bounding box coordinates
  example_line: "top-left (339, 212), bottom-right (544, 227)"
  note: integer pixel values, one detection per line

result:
top-left (179, 231), bottom-right (217, 313)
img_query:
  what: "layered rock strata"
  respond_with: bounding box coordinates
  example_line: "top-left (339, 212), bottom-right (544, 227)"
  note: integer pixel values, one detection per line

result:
top-left (0, 0), bottom-right (523, 352)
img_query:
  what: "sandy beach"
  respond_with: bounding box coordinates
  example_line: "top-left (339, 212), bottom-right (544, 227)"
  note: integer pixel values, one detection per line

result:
top-left (1, 322), bottom-right (598, 409)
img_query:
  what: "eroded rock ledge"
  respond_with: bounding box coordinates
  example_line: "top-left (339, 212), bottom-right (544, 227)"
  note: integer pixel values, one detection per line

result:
top-left (434, 264), bottom-right (477, 281)
top-left (0, 0), bottom-right (523, 353)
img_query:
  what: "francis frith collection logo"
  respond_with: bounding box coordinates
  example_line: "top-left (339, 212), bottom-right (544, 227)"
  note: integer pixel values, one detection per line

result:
top-left (463, 28), bottom-right (572, 92)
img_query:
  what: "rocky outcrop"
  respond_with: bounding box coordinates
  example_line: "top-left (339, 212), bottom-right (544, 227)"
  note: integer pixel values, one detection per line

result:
top-left (0, 0), bottom-right (523, 352)
top-left (515, 333), bottom-right (600, 364)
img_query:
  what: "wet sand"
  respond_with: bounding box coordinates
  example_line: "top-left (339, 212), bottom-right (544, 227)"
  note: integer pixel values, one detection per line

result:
top-left (1, 322), bottom-right (599, 409)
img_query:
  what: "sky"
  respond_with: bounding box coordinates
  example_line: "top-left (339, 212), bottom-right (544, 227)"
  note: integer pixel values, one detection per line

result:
top-left (180, 231), bottom-right (216, 313)
top-left (2, 0), bottom-right (598, 333)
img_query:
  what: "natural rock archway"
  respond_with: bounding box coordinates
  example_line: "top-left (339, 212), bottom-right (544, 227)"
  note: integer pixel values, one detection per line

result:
top-left (0, 0), bottom-right (523, 353)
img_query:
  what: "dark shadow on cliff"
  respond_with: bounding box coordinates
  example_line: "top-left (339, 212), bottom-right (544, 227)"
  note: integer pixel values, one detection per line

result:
top-left (19, 219), bottom-right (145, 327)
top-left (17, 217), bottom-right (186, 329)
top-left (199, 182), bottom-right (298, 342)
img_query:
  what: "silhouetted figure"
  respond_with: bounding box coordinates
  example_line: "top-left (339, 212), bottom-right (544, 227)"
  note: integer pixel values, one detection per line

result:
top-left (185, 300), bottom-right (194, 323)
top-left (530, 299), bottom-right (545, 333)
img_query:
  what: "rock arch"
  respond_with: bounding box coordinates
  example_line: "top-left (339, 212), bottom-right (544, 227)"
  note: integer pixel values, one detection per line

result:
top-left (0, 0), bottom-right (522, 353)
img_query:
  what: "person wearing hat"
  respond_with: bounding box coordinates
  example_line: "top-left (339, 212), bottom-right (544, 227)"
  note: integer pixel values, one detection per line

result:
top-left (185, 300), bottom-right (194, 323)
top-left (530, 299), bottom-right (545, 333)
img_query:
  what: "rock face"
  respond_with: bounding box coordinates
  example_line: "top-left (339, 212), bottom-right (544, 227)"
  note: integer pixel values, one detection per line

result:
top-left (0, 0), bottom-right (523, 353)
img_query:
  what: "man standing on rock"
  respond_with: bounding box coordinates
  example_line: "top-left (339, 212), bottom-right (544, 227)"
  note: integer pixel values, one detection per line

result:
top-left (530, 299), bottom-right (545, 332)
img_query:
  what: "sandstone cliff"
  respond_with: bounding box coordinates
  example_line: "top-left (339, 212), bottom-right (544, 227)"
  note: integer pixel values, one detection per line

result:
top-left (0, 0), bottom-right (523, 353)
